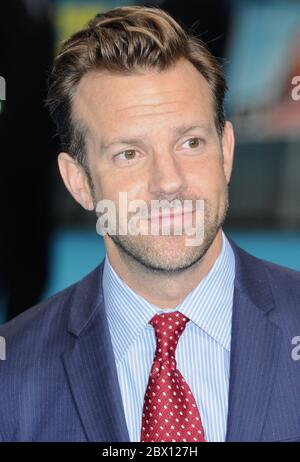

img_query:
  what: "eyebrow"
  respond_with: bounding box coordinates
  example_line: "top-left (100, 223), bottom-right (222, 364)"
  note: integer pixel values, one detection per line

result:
top-left (100, 123), bottom-right (212, 152)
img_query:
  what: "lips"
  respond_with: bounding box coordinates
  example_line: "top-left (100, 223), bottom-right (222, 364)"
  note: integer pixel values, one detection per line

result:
top-left (148, 210), bottom-right (183, 219)
top-left (147, 209), bottom-right (195, 220)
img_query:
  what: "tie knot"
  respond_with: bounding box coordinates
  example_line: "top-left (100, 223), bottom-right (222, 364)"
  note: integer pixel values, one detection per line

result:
top-left (149, 312), bottom-right (189, 363)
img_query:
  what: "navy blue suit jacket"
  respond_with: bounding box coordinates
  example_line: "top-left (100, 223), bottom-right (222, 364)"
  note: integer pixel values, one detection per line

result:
top-left (1, 239), bottom-right (300, 442)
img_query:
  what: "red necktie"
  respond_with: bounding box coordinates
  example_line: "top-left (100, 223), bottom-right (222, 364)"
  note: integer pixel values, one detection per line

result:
top-left (141, 311), bottom-right (206, 442)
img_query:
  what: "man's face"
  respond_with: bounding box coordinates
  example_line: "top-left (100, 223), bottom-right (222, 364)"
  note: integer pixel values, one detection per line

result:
top-left (62, 58), bottom-right (234, 272)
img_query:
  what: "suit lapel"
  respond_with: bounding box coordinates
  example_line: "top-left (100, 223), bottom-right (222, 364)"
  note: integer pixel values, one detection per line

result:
top-left (61, 262), bottom-right (130, 442)
top-left (225, 240), bottom-right (282, 441)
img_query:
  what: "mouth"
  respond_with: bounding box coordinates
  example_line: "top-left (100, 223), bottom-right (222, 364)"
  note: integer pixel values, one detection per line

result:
top-left (147, 209), bottom-right (195, 223)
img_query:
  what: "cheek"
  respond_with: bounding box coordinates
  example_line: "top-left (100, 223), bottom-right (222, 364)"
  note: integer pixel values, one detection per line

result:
top-left (95, 169), bottom-right (149, 206)
top-left (188, 159), bottom-right (226, 198)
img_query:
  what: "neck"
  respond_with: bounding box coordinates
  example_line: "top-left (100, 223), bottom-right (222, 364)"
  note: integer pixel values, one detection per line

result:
top-left (104, 230), bottom-right (223, 309)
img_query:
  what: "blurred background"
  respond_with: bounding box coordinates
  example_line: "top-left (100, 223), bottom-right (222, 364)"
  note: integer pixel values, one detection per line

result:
top-left (0, 0), bottom-right (299, 323)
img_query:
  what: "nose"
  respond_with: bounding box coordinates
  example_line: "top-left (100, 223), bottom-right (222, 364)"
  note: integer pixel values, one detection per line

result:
top-left (149, 149), bottom-right (187, 200)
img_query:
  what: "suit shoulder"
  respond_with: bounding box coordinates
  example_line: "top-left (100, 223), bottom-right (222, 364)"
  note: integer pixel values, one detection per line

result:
top-left (0, 263), bottom-right (102, 344)
top-left (233, 241), bottom-right (300, 288)
top-left (235, 244), bottom-right (300, 317)
top-left (230, 240), bottom-right (300, 321)
top-left (258, 256), bottom-right (300, 290)
top-left (0, 283), bottom-right (73, 343)
top-left (262, 259), bottom-right (300, 316)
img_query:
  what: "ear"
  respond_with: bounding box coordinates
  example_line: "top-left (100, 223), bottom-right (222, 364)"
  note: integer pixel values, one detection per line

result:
top-left (221, 121), bottom-right (235, 184)
top-left (57, 152), bottom-right (94, 210)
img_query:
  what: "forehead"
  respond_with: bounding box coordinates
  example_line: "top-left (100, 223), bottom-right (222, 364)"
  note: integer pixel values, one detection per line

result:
top-left (72, 58), bottom-right (215, 137)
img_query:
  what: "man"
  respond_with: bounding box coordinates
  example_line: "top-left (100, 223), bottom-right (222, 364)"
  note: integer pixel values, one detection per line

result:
top-left (0, 6), bottom-right (300, 442)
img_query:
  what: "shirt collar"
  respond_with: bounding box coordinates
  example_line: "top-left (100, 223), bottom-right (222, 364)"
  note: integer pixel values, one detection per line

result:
top-left (103, 231), bottom-right (235, 364)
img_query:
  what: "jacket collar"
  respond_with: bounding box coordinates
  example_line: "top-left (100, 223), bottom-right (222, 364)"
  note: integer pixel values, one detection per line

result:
top-left (65, 236), bottom-right (276, 338)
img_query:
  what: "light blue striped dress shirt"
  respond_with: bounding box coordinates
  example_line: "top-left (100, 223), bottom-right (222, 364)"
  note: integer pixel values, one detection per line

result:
top-left (102, 231), bottom-right (235, 442)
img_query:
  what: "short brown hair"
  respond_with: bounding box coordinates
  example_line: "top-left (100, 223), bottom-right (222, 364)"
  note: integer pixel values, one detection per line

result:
top-left (46, 6), bottom-right (227, 165)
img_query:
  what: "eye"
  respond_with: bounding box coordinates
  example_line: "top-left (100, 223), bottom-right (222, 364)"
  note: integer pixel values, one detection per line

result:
top-left (182, 137), bottom-right (204, 149)
top-left (115, 149), bottom-right (137, 161)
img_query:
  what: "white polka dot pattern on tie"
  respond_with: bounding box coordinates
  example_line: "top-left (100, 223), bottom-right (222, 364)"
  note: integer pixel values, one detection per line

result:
top-left (140, 311), bottom-right (205, 442)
